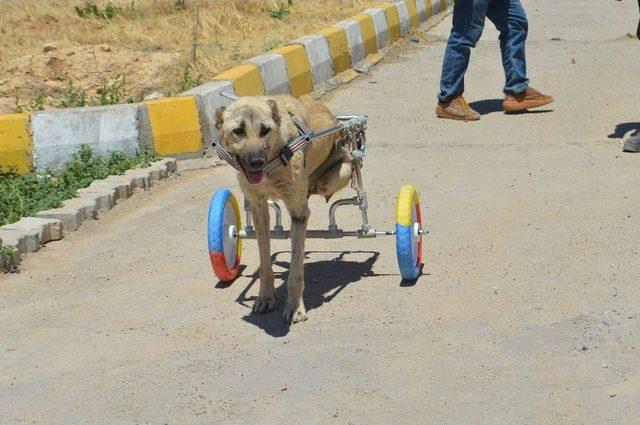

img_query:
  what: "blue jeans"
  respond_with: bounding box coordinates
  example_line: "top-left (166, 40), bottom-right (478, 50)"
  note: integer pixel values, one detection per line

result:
top-left (438, 0), bottom-right (530, 102)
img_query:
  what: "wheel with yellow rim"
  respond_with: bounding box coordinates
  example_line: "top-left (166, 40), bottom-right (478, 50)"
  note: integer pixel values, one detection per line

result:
top-left (395, 185), bottom-right (423, 280)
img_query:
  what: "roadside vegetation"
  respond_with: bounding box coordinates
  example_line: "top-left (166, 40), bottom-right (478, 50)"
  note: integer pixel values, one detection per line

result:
top-left (0, 145), bottom-right (157, 227)
top-left (0, 145), bottom-right (158, 271)
top-left (0, 0), bottom-right (379, 113)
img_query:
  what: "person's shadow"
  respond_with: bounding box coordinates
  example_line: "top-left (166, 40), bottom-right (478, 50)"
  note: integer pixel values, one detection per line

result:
top-left (236, 250), bottom-right (394, 337)
top-left (469, 99), bottom-right (504, 115)
top-left (469, 99), bottom-right (554, 115)
top-left (608, 122), bottom-right (640, 140)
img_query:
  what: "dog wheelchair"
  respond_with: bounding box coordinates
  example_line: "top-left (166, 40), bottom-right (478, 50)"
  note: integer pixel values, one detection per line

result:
top-left (207, 113), bottom-right (427, 282)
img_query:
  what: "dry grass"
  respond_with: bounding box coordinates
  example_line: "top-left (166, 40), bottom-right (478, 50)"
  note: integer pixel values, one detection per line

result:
top-left (0, 0), bottom-right (380, 112)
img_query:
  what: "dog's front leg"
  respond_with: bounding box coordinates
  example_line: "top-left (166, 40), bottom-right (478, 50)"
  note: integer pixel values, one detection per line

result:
top-left (249, 197), bottom-right (276, 315)
top-left (283, 203), bottom-right (310, 324)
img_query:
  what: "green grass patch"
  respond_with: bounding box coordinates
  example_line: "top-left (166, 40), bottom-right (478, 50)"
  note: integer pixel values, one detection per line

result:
top-left (0, 245), bottom-right (17, 273)
top-left (270, 2), bottom-right (292, 20)
top-left (0, 145), bottom-right (158, 227)
top-left (74, 1), bottom-right (136, 20)
top-left (176, 65), bottom-right (203, 93)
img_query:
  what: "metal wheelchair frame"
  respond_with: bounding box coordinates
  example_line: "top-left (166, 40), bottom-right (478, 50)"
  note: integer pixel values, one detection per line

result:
top-left (234, 115), bottom-right (427, 241)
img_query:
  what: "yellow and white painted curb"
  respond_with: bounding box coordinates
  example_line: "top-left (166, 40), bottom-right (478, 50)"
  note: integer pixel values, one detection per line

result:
top-left (0, 0), bottom-right (454, 174)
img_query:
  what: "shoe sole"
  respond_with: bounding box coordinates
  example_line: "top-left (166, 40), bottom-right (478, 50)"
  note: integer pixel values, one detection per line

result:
top-left (503, 97), bottom-right (554, 113)
top-left (623, 138), bottom-right (640, 153)
top-left (435, 107), bottom-right (480, 121)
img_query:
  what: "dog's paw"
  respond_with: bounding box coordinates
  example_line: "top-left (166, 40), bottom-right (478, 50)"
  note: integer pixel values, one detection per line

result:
top-left (283, 303), bottom-right (308, 324)
top-left (252, 295), bottom-right (276, 315)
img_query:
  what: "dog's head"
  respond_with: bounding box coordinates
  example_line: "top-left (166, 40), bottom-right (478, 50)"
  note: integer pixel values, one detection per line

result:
top-left (215, 98), bottom-right (284, 185)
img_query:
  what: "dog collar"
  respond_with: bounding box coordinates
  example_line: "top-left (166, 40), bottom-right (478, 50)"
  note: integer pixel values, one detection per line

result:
top-left (214, 113), bottom-right (344, 176)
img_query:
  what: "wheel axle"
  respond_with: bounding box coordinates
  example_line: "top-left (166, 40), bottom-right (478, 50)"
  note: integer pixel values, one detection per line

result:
top-left (232, 227), bottom-right (428, 240)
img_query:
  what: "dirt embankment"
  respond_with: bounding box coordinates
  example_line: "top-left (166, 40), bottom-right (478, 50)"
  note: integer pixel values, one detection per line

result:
top-left (0, 43), bottom-right (179, 113)
top-left (0, 0), bottom-right (379, 114)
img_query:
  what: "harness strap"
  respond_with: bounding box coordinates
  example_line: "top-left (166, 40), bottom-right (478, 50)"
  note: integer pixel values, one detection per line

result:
top-left (215, 144), bottom-right (242, 172)
top-left (215, 113), bottom-right (344, 176)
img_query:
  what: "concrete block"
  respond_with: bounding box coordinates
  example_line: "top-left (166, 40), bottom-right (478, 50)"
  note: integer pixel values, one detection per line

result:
top-left (271, 45), bottom-right (314, 97)
top-left (63, 197), bottom-right (99, 222)
top-left (0, 113), bottom-right (33, 174)
top-left (394, 1), bottom-right (411, 36)
top-left (291, 35), bottom-right (334, 89)
top-left (0, 227), bottom-right (38, 253)
top-left (247, 54), bottom-right (290, 95)
top-left (139, 97), bottom-right (202, 158)
top-left (213, 64), bottom-right (265, 97)
top-left (363, 8), bottom-right (390, 50)
top-left (32, 104), bottom-right (139, 172)
top-left (76, 187), bottom-right (116, 212)
top-left (124, 168), bottom-right (152, 190)
top-left (160, 158), bottom-right (177, 173)
top-left (333, 20), bottom-right (366, 67)
top-left (0, 229), bottom-right (26, 254)
top-left (2, 217), bottom-right (63, 246)
top-left (318, 27), bottom-right (351, 74)
top-left (182, 81), bottom-right (236, 147)
top-left (147, 164), bottom-right (167, 181)
top-left (415, 0), bottom-right (428, 22)
top-left (88, 178), bottom-right (133, 201)
top-left (379, 3), bottom-right (401, 41)
top-left (405, 0), bottom-right (420, 27)
top-left (352, 14), bottom-right (378, 55)
top-left (36, 208), bottom-right (83, 231)
top-left (103, 176), bottom-right (135, 200)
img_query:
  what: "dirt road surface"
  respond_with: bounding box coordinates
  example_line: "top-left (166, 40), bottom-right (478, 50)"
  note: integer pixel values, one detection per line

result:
top-left (2, 1), bottom-right (640, 423)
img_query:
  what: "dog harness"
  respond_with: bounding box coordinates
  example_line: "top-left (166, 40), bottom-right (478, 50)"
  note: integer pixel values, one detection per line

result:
top-left (214, 113), bottom-right (344, 176)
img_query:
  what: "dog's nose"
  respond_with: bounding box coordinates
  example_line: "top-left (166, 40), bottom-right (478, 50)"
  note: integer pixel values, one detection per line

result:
top-left (249, 157), bottom-right (265, 169)
top-left (246, 151), bottom-right (266, 170)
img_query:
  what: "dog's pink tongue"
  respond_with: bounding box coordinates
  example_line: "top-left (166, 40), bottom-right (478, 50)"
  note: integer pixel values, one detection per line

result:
top-left (247, 170), bottom-right (265, 184)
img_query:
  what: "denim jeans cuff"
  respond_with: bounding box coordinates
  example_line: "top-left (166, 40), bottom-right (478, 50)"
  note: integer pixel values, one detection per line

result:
top-left (504, 83), bottom-right (529, 95)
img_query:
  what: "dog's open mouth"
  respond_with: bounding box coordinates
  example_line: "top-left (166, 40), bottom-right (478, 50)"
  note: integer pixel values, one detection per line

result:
top-left (245, 170), bottom-right (265, 185)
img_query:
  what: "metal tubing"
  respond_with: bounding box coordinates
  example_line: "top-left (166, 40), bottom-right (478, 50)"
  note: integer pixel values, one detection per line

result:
top-left (328, 197), bottom-right (360, 229)
top-left (237, 228), bottom-right (389, 240)
top-left (243, 197), bottom-right (253, 231)
top-left (353, 161), bottom-right (371, 231)
top-left (267, 200), bottom-right (283, 230)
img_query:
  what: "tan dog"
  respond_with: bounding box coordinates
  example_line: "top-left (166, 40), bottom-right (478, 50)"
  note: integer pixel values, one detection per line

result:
top-left (215, 95), bottom-right (352, 323)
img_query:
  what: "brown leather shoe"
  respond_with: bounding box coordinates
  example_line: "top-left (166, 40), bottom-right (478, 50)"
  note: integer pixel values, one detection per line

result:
top-left (503, 87), bottom-right (554, 112)
top-left (436, 96), bottom-right (481, 121)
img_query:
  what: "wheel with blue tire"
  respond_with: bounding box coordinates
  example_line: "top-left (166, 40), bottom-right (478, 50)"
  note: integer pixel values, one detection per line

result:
top-left (395, 185), bottom-right (423, 280)
top-left (207, 189), bottom-right (242, 282)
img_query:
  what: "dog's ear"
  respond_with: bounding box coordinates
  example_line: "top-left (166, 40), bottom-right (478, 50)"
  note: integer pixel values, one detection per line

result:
top-left (267, 99), bottom-right (281, 126)
top-left (214, 106), bottom-right (226, 130)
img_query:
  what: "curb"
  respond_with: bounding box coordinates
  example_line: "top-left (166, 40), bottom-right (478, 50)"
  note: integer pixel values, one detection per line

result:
top-left (0, 158), bottom-right (177, 270)
top-left (0, 0), bottom-right (453, 174)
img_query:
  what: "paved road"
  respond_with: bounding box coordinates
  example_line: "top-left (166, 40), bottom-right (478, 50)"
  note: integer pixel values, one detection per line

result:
top-left (2, 1), bottom-right (640, 423)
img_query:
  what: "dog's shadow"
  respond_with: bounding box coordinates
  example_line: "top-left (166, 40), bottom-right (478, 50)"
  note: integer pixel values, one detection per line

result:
top-left (237, 250), bottom-right (387, 337)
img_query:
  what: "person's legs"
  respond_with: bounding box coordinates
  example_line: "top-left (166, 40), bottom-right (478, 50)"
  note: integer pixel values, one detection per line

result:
top-left (485, 0), bottom-right (529, 94)
top-left (486, 0), bottom-right (553, 111)
top-left (438, 0), bottom-right (491, 102)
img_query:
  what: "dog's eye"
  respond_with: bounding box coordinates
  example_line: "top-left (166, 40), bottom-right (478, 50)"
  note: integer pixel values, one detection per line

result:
top-left (232, 127), bottom-right (245, 137)
top-left (259, 125), bottom-right (271, 137)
